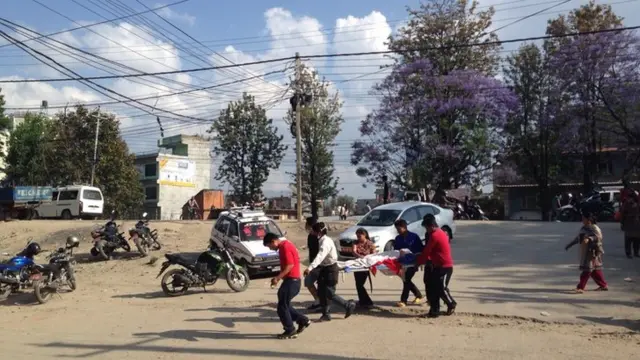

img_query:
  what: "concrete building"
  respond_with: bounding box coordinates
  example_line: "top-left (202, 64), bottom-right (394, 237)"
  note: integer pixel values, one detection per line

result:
top-left (134, 134), bottom-right (213, 220)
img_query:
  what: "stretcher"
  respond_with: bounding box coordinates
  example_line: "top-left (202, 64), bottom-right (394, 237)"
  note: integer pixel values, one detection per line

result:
top-left (339, 263), bottom-right (419, 282)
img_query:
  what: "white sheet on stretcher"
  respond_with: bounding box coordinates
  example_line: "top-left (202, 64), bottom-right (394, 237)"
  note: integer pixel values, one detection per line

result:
top-left (337, 249), bottom-right (416, 273)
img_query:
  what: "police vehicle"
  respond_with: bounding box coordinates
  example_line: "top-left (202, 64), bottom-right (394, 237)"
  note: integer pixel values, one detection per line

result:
top-left (209, 207), bottom-right (285, 276)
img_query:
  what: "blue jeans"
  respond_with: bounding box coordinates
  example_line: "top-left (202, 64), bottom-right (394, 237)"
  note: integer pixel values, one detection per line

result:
top-left (277, 278), bottom-right (308, 333)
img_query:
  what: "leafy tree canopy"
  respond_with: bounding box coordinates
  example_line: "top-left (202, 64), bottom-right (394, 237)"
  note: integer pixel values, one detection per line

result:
top-left (210, 93), bottom-right (287, 204)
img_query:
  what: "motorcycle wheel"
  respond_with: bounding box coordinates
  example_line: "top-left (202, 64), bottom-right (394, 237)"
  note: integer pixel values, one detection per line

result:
top-left (0, 284), bottom-right (11, 301)
top-left (33, 279), bottom-right (54, 304)
top-left (160, 268), bottom-right (190, 297)
top-left (133, 237), bottom-right (149, 257)
top-left (96, 240), bottom-right (110, 261)
top-left (225, 267), bottom-right (250, 293)
top-left (122, 243), bottom-right (132, 252)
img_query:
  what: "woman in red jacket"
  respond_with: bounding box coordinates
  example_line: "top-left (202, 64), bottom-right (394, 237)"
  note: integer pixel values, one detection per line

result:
top-left (417, 214), bottom-right (457, 318)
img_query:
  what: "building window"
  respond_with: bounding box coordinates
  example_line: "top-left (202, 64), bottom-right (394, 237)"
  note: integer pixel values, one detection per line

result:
top-left (598, 161), bottom-right (613, 175)
top-left (145, 186), bottom-right (158, 201)
top-left (522, 194), bottom-right (539, 210)
top-left (144, 163), bottom-right (157, 178)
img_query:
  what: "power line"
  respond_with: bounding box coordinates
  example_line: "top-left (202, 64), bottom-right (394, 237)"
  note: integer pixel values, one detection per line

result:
top-left (0, 0), bottom-right (190, 51)
top-left (0, 29), bottom-right (212, 123)
top-left (3, 25), bottom-right (639, 84)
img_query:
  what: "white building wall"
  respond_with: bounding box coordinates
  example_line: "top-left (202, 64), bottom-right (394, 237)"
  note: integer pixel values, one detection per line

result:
top-left (156, 137), bottom-right (212, 220)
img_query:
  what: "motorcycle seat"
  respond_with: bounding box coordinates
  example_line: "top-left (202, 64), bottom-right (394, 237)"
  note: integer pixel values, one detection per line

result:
top-left (165, 253), bottom-right (197, 266)
top-left (36, 264), bottom-right (59, 273)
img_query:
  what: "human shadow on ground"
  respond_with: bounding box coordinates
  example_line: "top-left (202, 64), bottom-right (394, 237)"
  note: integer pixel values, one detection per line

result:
top-left (577, 316), bottom-right (640, 332)
top-left (33, 336), bottom-right (372, 360)
top-left (185, 305), bottom-right (278, 328)
top-left (455, 289), bottom-right (640, 308)
top-left (111, 286), bottom-right (234, 300)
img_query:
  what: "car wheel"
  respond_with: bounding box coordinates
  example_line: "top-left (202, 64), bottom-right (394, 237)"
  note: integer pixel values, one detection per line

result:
top-left (383, 241), bottom-right (395, 252)
top-left (61, 210), bottom-right (72, 220)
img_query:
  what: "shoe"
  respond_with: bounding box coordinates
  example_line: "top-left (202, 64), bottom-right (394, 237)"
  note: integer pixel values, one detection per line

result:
top-left (572, 288), bottom-right (584, 294)
top-left (344, 300), bottom-right (356, 319)
top-left (277, 330), bottom-right (298, 339)
top-left (634, 254), bottom-right (640, 258)
top-left (318, 314), bottom-right (332, 322)
top-left (626, 254), bottom-right (633, 259)
top-left (595, 287), bottom-right (609, 291)
top-left (296, 319), bottom-right (311, 334)
top-left (425, 311), bottom-right (439, 318)
top-left (412, 297), bottom-right (425, 305)
top-left (396, 301), bottom-right (407, 308)
top-left (445, 303), bottom-right (457, 316)
top-left (306, 303), bottom-right (321, 310)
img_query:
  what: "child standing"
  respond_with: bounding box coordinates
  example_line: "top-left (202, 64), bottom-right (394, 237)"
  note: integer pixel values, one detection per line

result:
top-left (564, 211), bottom-right (608, 293)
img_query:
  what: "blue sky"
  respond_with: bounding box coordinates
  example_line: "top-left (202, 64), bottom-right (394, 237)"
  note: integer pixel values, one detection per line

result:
top-left (1, 0), bottom-right (639, 198)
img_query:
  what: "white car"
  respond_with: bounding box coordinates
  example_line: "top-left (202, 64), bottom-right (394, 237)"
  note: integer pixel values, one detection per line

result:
top-left (209, 207), bottom-right (285, 276)
top-left (336, 201), bottom-right (456, 260)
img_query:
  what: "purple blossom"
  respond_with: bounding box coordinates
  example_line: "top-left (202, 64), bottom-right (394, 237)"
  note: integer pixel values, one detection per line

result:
top-left (352, 59), bottom-right (519, 187)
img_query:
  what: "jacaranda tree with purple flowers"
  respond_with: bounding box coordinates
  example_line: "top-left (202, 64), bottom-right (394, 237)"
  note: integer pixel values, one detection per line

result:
top-left (544, 1), bottom-right (634, 190)
top-left (351, 59), bottom-right (518, 197)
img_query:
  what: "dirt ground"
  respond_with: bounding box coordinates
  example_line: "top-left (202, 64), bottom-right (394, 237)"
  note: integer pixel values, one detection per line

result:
top-left (0, 219), bottom-right (638, 360)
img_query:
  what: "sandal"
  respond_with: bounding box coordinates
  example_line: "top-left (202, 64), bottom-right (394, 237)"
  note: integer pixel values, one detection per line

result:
top-left (595, 287), bottom-right (609, 291)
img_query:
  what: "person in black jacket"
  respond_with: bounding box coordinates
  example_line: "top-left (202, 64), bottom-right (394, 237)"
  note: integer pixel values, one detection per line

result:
top-left (303, 217), bottom-right (321, 310)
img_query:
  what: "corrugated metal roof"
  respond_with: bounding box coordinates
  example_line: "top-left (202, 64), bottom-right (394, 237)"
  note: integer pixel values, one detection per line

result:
top-left (495, 181), bottom-right (640, 189)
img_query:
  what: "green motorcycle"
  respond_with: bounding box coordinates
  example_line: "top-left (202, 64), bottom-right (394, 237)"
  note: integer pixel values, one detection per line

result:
top-left (157, 241), bottom-right (250, 296)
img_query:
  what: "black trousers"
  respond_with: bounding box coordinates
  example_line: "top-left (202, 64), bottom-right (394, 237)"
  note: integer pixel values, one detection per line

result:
top-left (426, 267), bottom-right (455, 313)
top-left (624, 236), bottom-right (640, 256)
top-left (276, 278), bottom-right (308, 333)
top-left (354, 271), bottom-right (373, 306)
top-left (400, 267), bottom-right (422, 303)
top-left (318, 264), bottom-right (348, 314)
top-left (423, 266), bottom-right (432, 304)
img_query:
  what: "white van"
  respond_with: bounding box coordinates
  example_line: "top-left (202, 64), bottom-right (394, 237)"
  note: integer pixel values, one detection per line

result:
top-left (36, 185), bottom-right (104, 219)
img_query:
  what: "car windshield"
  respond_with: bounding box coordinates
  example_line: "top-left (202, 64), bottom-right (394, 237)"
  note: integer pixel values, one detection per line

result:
top-left (239, 221), bottom-right (283, 241)
top-left (357, 209), bottom-right (402, 227)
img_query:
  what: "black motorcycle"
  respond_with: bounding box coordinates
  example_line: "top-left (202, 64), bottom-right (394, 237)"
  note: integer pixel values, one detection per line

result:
top-left (32, 238), bottom-right (79, 304)
top-left (156, 240), bottom-right (250, 296)
top-left (468, 203), bottom-right (489, 221)
top-left (90, 220), bottom-right (131, 260)
top-left (128, 212), bottom-right (162, 257)
top-left (453, 203), bottom-right (469, 220)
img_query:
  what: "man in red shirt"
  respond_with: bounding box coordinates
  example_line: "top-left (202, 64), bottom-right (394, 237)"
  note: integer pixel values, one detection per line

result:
top-left (417, 214), bottom-right (456, 318)
top-left (264, 233), bottom-right (311, 339)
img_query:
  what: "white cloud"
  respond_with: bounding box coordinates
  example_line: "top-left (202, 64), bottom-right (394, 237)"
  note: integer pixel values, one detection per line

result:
top-left (154, 3), bottom-right (196, 27)
top-left (0, 7), bottom-right (395, 198)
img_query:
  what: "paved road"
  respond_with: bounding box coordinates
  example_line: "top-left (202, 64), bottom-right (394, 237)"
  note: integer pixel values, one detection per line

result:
top-left (328, 221), bottom-right (640, 324)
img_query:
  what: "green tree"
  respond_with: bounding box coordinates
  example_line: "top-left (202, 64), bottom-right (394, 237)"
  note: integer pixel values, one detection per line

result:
top-left (6, 106), bottom-right (144, 216)
top-left (0, 89), bottom-right (11, 168)
top-left (5, 112), bottom-right (53, 185)
top-left (287, 65), bottom-right (343, 219)
top-left (210, 93), bottom-right (287, 204)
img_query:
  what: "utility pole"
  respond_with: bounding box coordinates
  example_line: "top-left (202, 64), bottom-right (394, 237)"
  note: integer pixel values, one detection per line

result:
top-left (90, 112), bottom-right (101, 186)
top-left (294, 52), bottom-right (303, 222)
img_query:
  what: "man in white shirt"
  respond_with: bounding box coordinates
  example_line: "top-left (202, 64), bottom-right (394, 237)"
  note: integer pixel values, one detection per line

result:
top-left (304, 222), bottom-right (355, 321)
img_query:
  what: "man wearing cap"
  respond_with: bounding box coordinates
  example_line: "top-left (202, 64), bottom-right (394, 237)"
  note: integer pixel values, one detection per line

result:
top-left (417, 214), bottom-right (456, 318)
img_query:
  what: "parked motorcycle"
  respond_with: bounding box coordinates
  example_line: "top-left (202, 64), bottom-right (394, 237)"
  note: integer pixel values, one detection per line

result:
top-left (156, 240), bottom-right (250, 296)
top-left (31, 236), bottom-right (79, 304)
top-left (129, 212), bottom-right (162, 257)
top-left (89, 217), bottom-right (131, 260)
top-left (558, 189), bottom-right (611, 222)
top-left (453, 203), bottom-right (469, 220)
top-left (468, 203), bottom-right (489, 221)
top-left (0, 241), bottom-right (42, 301)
